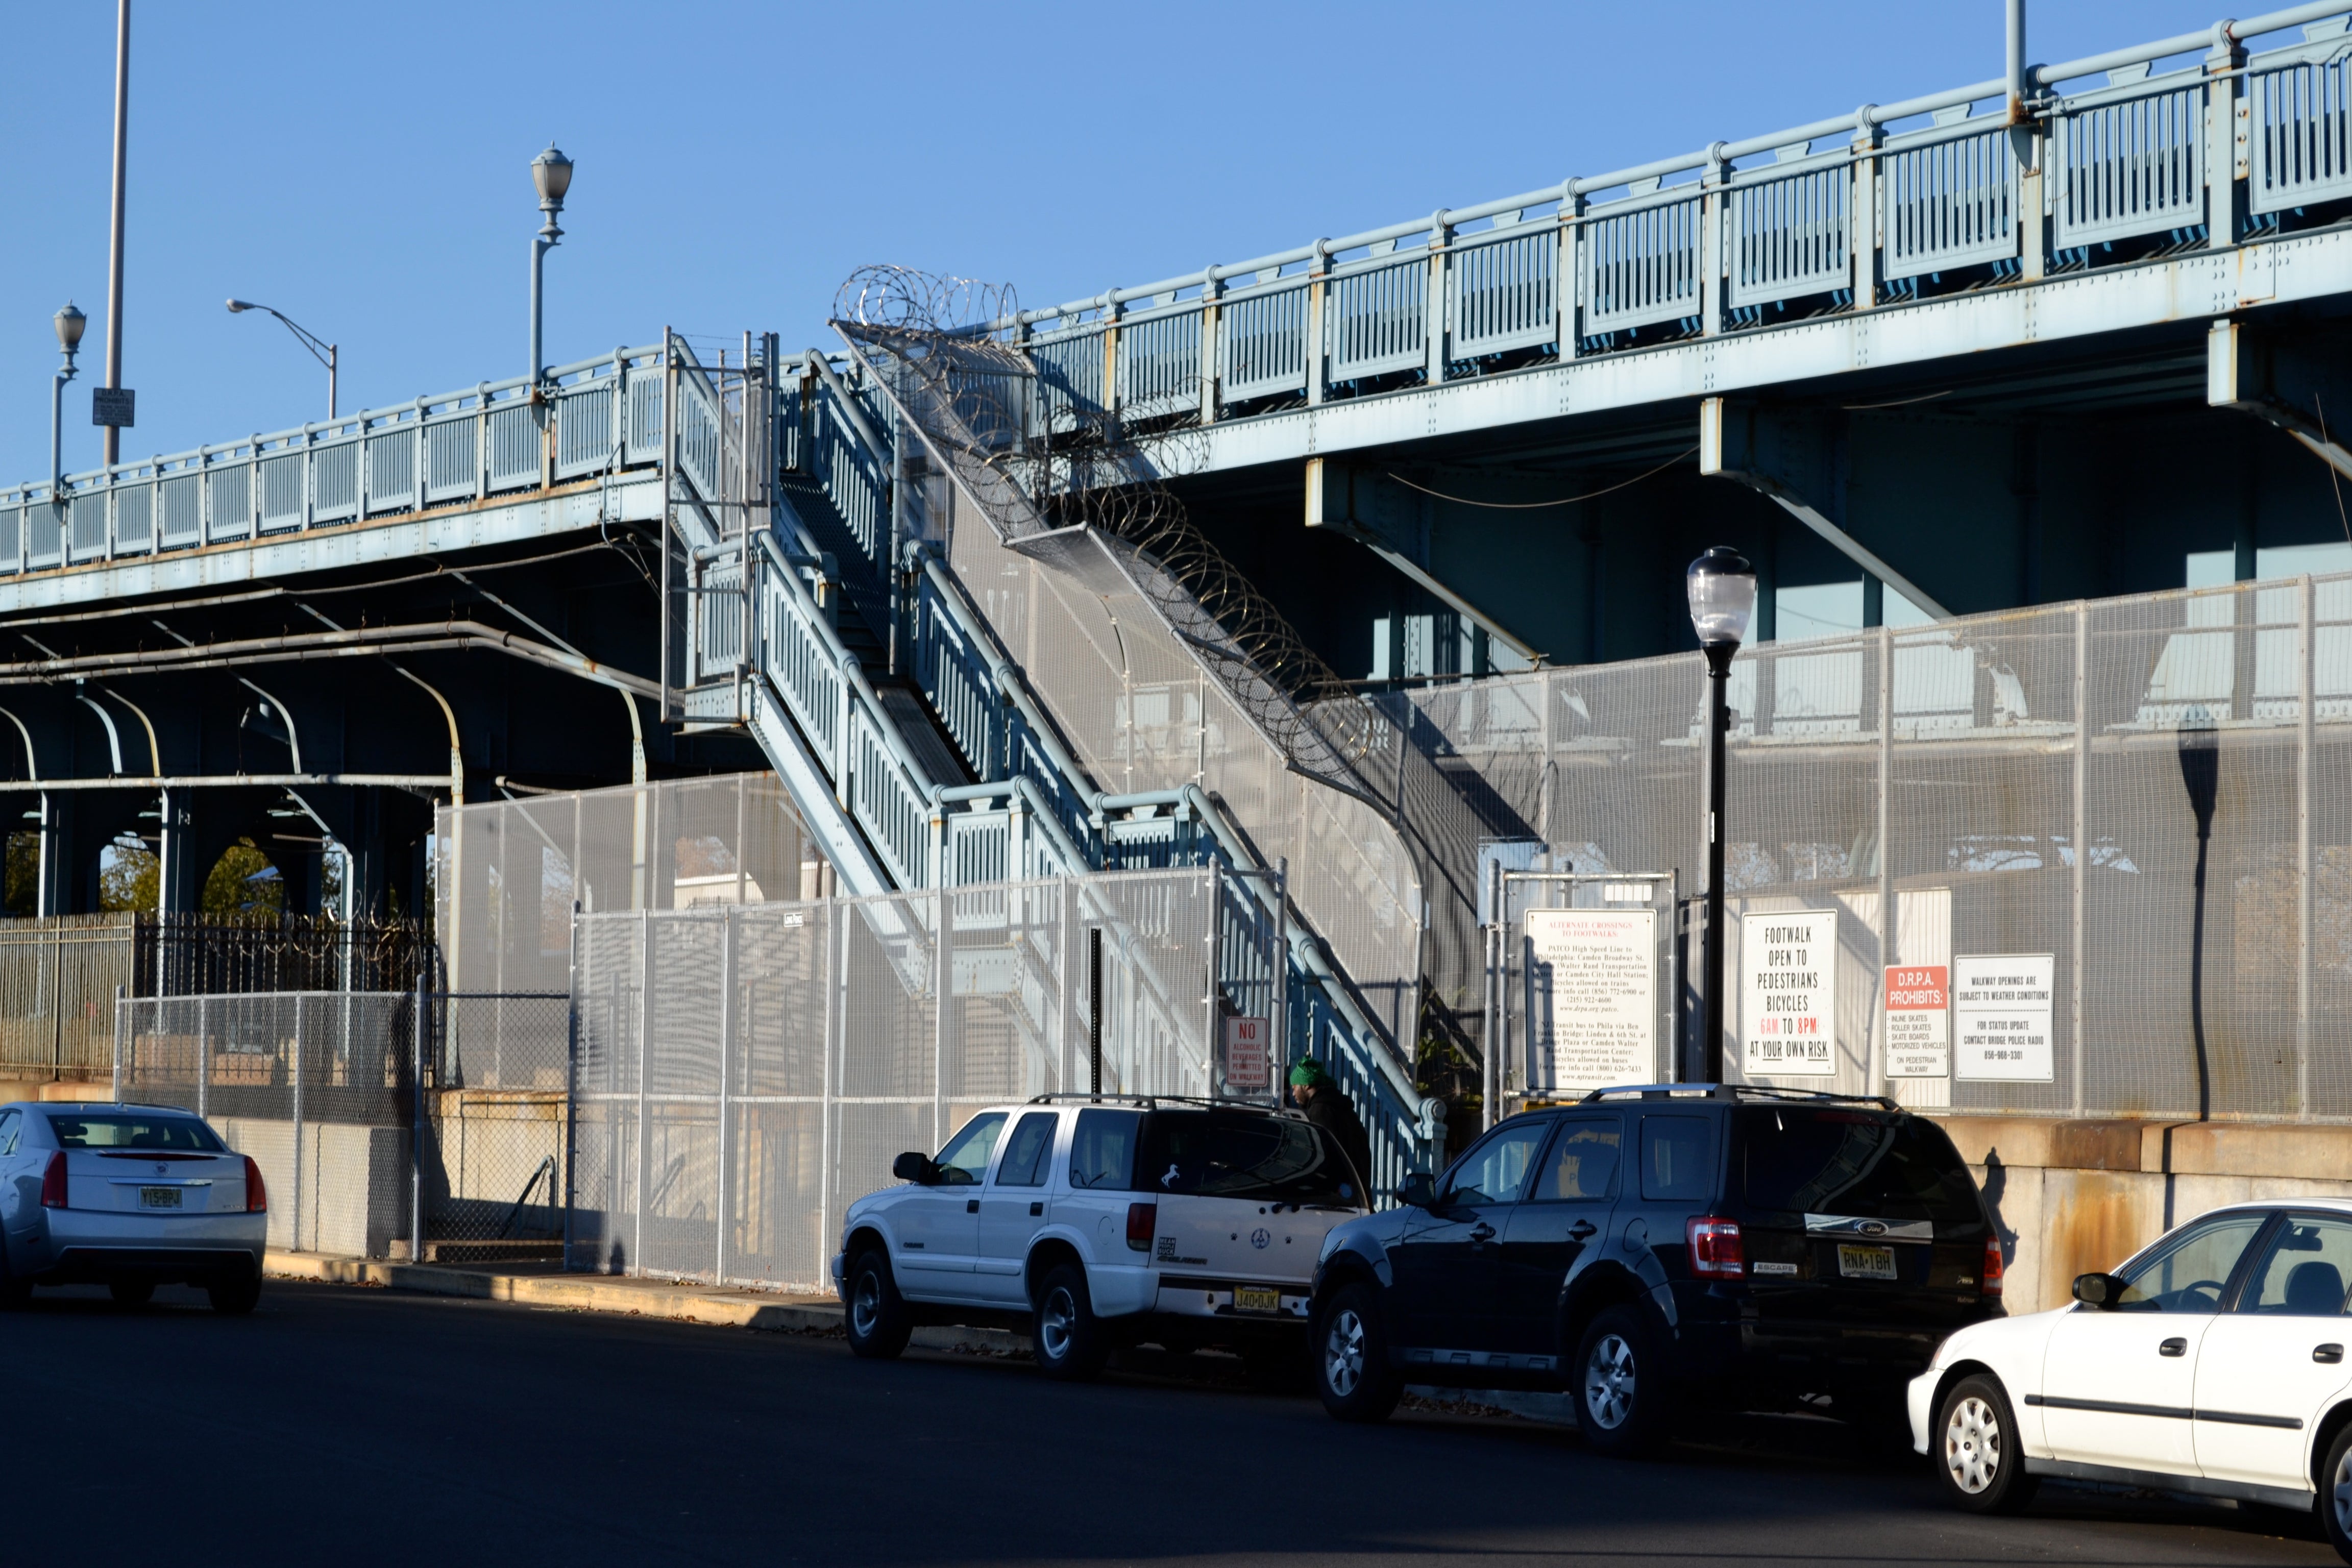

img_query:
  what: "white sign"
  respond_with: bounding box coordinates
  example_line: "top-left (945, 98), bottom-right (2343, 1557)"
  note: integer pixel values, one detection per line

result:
top-left (1220, 1017), bottom-right (1271, 1091)
top-left (1742, 910), bottom-right (1837, 1077)
top-left (1883, 965), bottom-right (1950, 1079)
top-left (1952, 954), bottom-right (2055, 1082)
top-left (1525, 908), bottom-right (1657, 1092)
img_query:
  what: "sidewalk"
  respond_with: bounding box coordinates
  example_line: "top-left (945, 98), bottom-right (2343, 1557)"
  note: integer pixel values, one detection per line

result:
top-left (262, 1251), bottom-right (1032, 1354)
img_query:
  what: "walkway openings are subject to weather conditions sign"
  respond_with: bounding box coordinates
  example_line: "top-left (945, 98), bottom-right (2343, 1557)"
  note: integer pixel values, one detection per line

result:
top-left (1524, 908), bottom-right (1657, 1093)
top-left (1742, 910), bottom-right (1836, 1077)
top-left (1952, 955), bottom-right (2055, 1081)
top-left (1883, 965), bottom-right (1950, 1079)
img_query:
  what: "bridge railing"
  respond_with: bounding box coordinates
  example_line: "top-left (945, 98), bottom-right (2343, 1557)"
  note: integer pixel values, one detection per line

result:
top-left (1000, 5), bottom-right (2351, 416)
top-left (0, 345), bottom-right (665, 576)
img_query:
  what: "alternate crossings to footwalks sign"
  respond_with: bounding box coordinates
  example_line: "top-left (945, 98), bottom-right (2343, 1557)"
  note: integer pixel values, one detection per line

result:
top-left (1524, 908), bottom-right (1658, 1094)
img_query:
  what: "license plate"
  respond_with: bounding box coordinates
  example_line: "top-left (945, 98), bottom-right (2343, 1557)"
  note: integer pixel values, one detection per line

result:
top-left (1232, 1285), bottom-right (1280, 1314)
top-left (139, 1187), bottom-right (183, 1210)
top-left (1837, 1243), bottom-right (1897, 1280)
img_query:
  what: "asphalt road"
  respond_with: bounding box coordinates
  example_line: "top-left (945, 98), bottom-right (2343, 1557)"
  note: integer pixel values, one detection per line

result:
top-left (8, 1279), bottom-right (2344, 1567)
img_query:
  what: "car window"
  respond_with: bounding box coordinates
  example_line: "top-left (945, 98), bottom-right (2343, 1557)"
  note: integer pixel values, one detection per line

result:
top-left (1443, 1121), bottom-right (1550, 1206)
top-left (1735, 1107), bottom-right (1980, 1231)
top-left (2238, 1216), bottom-right (2352, 1316)
top-left (0, 1110), bottom-right (17, 1157)
top-left (45, 1112), bottom-right (223, 1152)
top-left (2113, 1213), bottom-right (2268, 1312)
top-left (932, 1113), bottom-right (1007, 1187)
top-left (1069, 1109), bottom-right (1140, 1190)
top-left (1139, 1111), bottom-right (1359, 1206)
top-left (1533, 1117), bottom-right (1621, 1202)
top-left (993, 1112), bottom-right (1059, 1188)
top-left (1640, 1116), bottom-right (1714, 1203)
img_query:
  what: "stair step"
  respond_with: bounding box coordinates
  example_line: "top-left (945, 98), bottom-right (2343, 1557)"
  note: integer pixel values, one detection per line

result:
top-left (872, 681), bottom-right (977, 789)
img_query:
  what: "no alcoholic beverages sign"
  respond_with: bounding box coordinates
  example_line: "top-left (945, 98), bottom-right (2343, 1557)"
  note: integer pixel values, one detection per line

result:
top-left (1742, 910), bottom-right (1836, 1077)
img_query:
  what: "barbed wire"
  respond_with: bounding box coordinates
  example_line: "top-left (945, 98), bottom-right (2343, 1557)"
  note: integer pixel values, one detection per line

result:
top-left (832, 266), bottom-right (1382, 778)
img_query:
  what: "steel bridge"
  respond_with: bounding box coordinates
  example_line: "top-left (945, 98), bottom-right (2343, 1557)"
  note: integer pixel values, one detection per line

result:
top-left (7, 3), bottom-right (2352, 1172)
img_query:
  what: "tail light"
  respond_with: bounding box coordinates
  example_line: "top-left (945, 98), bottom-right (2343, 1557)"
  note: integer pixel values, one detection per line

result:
top-left (1687, 1216), bottom-right (1743, 1278)
top-left (40, 1150), bottom-right (67, 1209)
top-left (1981, 1234), bottom-right (2004, 1296)
top-left (242, 1156), bottom-right (267, 1214)
top-left (1126, 1202), bottom-right (1156, 1253)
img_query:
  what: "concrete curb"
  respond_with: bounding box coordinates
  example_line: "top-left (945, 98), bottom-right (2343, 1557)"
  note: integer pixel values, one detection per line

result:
top-left (263, 1251), bottom-right (1031, 1355)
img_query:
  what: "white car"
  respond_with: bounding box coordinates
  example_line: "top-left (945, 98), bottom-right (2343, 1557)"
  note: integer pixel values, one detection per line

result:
top-left (1912, 1198), bottom-right (2352, 1559)
top-left (831, 1095), bottom-right (1369, 1384)
top-left (0, 1102), bottom-right (268, 1314)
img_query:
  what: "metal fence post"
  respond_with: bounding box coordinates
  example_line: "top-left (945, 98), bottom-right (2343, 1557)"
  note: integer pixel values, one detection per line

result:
top-left (110, 983), bottom-right (124, 1101)
top-left (816, 901), bottom-right (837, 1289)
top-left (563, 902), bottom-right (580, 1272)
top-left (291, 991), bottom-right (305, 1254)
top-left (411, 974), bottom-right (425, 1264)
top-left (1872, 626), bottom-right (1894, 1101)
top-left (635, 907), bottom-right (653, 1278)
top-left (933, 888), bottom-right (951, 1148)
top-left (715, 906), bottom-right (735, 1285)
top-left (197, 993), bottom-right (208, 1122)
top-left (1204, 869), bottom-right (1222, 1093)
top-left (2299, 574), bottom-right (2316, 1118)
top-left (2070, 602), bottom-right (2090, 1118)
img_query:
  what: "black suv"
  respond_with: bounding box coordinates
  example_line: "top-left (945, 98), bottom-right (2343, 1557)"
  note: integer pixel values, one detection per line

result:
top-left (1307, 1085), bottom-right (2003, 1451)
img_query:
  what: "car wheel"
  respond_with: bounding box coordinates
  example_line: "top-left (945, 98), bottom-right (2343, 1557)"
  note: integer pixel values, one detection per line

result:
top-left (207, 1264), bottom-right (262, 1317)
top-left (108, 1279), bottom-right (155, 1307)
top-left (2318, 1420), bottom-right (2352, 1562)
top-left (1033, 1264), bottom-right (1108, 1382)
top-left (1313, 1282), bottom-right (1401, 1423)
top-left (843, 1250), bottom-right (912, 1361)
top-left (1935, 1374), bottom-right (2039, 1514)
top-left (1575, 1304), bottom-right (1671, 1457)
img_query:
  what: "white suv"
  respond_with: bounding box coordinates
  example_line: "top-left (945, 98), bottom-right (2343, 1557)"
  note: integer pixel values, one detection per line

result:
top-left (832, 1095), bottom-right (1369, 1384)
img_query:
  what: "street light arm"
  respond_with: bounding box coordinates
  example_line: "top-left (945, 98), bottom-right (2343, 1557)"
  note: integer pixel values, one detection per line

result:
top-left (230, 300), bottom-right (333, 372)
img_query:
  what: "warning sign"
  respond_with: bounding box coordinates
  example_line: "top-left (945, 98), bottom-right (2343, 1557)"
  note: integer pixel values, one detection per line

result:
top-left (1883, 964), bottom-right (1949, 1079)
top-left (1525, 908), bottom-right (1657, 1092)
top-left (1742, 910), bottom-right (1837, 1078)
top-left (1221, 1016), bottom-right (1271, 1091)
top-left (1952, 955), bottom-right (2055, 1082)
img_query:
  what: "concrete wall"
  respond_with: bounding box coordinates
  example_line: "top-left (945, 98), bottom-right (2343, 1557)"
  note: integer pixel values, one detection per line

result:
top-left (1930, 1116), bottom-right (2352, 1314)
top-left (215, 1118), bottom-right (407, 1259)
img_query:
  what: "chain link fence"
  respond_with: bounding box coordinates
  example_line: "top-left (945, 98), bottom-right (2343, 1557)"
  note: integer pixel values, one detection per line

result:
top-left (570, 869), bottom-right (1231, 1289)
top-left (1393, 571), bottom-right (2352, 1122)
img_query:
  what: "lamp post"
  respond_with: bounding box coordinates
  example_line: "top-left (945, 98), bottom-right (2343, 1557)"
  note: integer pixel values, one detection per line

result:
top-left (528, 144), bottom-right (574, 388)
top-left (226, 300), bottom-right (336, 419)
top-left (51, 303), bottom-right (86, 487)
top-left (1686, 546), bottom-right (1758, 1083)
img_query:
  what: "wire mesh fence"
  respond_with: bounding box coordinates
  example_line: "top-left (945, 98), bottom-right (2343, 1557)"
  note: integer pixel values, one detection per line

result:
top-left (1395, 571), bottom-right (2352, 1122)
top-left (571, 869), bottom-right (1231, 1289)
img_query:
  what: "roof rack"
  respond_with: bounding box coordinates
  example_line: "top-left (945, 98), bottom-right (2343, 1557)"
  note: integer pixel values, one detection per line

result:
top-left (1577, 1084), bottom-right (1900, 1111)
top-left (1023, 1092), bottom-right (1301, 1117)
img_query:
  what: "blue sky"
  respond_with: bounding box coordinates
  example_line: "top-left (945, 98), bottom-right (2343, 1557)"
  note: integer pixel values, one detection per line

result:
top-left (0, 1), bottom-right (2240, 483)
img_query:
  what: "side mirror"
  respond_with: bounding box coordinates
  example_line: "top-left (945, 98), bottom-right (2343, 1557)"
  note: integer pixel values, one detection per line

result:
top-left (2073, 1271), bottom-right (2126, 1310)
top-left (892, 1151), bottom-right (938, 1186)
top-left (1393, 1172), bottom-right (1436, 1209)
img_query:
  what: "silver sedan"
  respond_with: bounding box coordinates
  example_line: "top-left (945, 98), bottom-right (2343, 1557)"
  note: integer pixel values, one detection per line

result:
top-left (0, 1102), bottom-right (268, 1314)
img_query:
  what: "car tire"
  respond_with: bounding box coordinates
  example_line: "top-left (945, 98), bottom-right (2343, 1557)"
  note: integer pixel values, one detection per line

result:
top-left (207, 1264), bottom-right (262, 1317)
top-left (2317, 1419), bottom-right (2352, 1562)
top-left (1313, 1282), bottom-right (1402, 1423)
top-left (1934, 1374), bottom-right (2039, 1514)
top-left (1574, 1304), bottom-right (1672, 1457)
top-left (843, 1250), bottom-right (913, 1361)
top-left (109, 1278), bottom-right (155, 1307)
top-left (1033, 1263), bottom-right (1108, 1382)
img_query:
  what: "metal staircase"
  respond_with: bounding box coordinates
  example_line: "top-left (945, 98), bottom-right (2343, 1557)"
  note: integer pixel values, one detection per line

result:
top-left (661, 333), bottom-right (1447, 1187)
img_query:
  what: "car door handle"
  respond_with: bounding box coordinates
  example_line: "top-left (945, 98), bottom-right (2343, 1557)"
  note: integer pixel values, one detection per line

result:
top-left (1567, 1221), bottom-right (1597, 1240)
top-left (2317, 1343), bottom-right (2345, 1364)
top-left (967, 1199), bottom-right (979, 1214)
top-left (2159, 1337), bottom-right (2187, 1357)
top-left (1469, 1222), bottom-right (1496, 1243)
top-left (1030, 1202), bottom-right (1044, 1217)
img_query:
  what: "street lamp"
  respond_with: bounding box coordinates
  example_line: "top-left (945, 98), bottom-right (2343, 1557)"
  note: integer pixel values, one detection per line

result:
top-left (1686, 545), bottom-right (1757, 1083)
top-left (227, 299), bottom-right (336, 419)
top-left (51, 302), bottom-right (86, 486)
top-left (528, 143), bottom-right (574, 387)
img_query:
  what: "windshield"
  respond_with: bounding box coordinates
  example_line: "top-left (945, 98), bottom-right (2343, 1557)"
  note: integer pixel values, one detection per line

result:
top-left (1734, 1107), bottom-right (1980, 1232)
top-left (1138, 1111), bottom-right (1361, 1207)
top-left (47, 1112), bottom-right (224, 1152)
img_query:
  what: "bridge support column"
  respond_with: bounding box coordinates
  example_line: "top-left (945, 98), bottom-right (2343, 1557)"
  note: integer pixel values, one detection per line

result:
top-left (155, 787), bottom-right (200, 914)
top-left (1698, 397), bottom-right (1953, 623)
top-left (2208, 319), bottom-right (2352, 482)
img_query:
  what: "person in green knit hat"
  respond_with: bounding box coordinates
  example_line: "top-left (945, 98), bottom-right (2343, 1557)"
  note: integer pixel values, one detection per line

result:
top-left (1288, 1056), bottom-right (1373, 1195)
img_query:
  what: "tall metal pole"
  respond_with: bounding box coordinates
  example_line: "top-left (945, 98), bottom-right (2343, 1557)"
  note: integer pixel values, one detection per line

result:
top-left (327, 345), bottom-right (336, 422)
top-left (102, 0), bottom-right (130, 469)
top-left (2004, 0), bottom-right (2028, 121)
top-left (411, 973), bottom-right (425, 1263)
top-left (1700, 643), bottom-right (1734, 1082)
